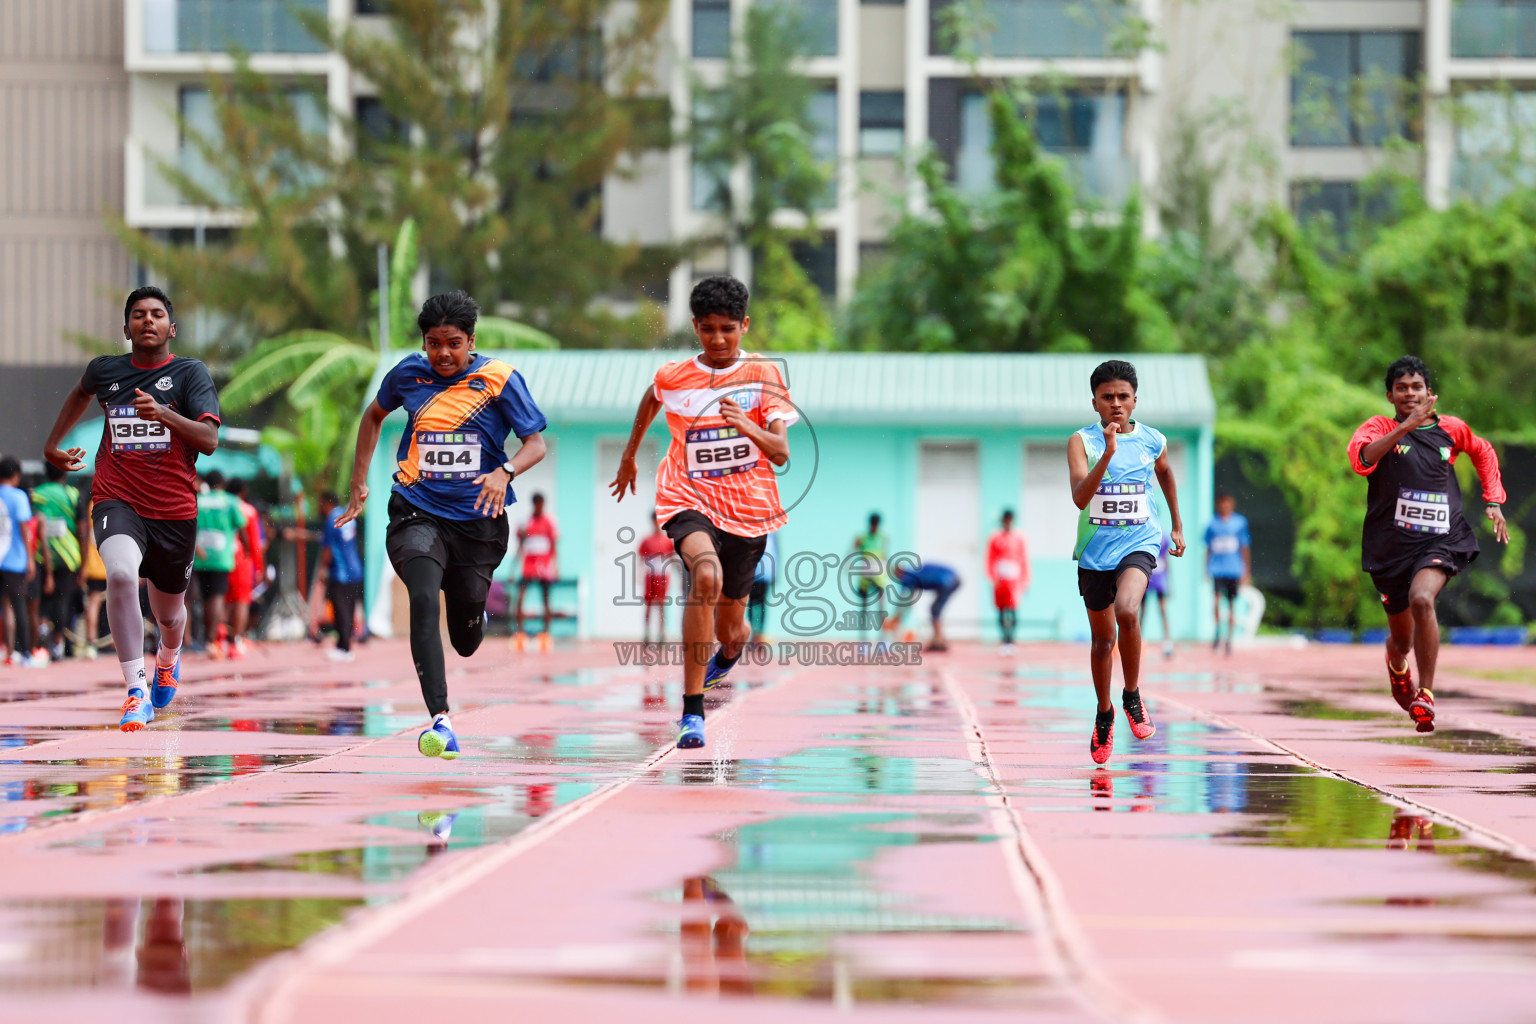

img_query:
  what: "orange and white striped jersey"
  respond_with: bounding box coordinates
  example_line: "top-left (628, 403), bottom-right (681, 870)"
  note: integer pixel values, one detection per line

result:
top-left (652, 353), bottom-right (797, 538)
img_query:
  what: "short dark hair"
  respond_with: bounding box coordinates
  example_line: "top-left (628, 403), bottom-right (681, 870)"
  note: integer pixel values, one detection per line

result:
top-left (868, 512), bottom-right (882, 531)
top-left (1001, 508), bottom-right (1014, 521)
top-left (1090, 359), bottom-right (1138, 395)
top-left (418, 291), bottom-right (479, 337)
top-left (1216, 492), bottom-right (1235, 503)
top-left (44, 462), bottom-right (66, 482)
top-left (690, 275), bottom-right (749, 322)
top-left (531, 492), bottom-right (545, 504)
top-left (0, 456), bottom-right (19, 481)
top-left (321, 490), bottom-right (339, 505)
top-left (225, 476), bottom-right (246, 496)
top-left (204, 469), bottom-right (225, 488)
top-left (1385, 355), bottom-right (1432, 393)
top-left (124, 286), bottom-right (174, 325)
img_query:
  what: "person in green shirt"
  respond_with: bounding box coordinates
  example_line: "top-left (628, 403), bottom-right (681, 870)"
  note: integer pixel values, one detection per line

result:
top-left (192, 470), bottom-right (247, 657)
top-left (852, 512), bottom-right (891, 635)
top-left (33, 463), bottom-right (83, 659)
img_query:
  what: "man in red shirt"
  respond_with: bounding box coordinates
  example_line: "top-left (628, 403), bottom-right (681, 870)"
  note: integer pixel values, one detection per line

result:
top-left (638, 511), bottom-right (675, 644)
top-left (513, 492), bottom-right (558, 647)
top-left (1348, 356), bottom-right (1508, 733)
top-left (986, 509), bottom-right (1030, 654)
top-left (42, 287), bottom-right (221, 731)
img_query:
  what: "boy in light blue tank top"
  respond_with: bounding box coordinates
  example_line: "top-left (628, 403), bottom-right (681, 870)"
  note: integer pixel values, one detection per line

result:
top-left (1067, 360), bottom-right (1186, 765)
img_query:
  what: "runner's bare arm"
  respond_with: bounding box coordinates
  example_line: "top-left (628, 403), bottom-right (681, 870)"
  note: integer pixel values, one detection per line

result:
top-left (1068, 429), bottom-right (1117, 510)
top-left (336, 401), bottom-right (388, 527)
top-left (131, 389), bottom-right (218, 455)
top-left (1154, 447), bottom-right (1186, 557)
top-left (1356, 395), bottom-right (1436, 470)
top-left (718, 398), bottom-right (789, 466)
top-left (610, 387), bottom-right (663, 501)
top-left (42, 382), bottom-right (94, 472)
top-left (471, 431), bottom-right (545, 519)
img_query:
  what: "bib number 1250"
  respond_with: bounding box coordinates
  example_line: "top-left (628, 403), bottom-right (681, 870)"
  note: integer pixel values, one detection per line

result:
top-left (1395, 488), bottom-right (1450, 534)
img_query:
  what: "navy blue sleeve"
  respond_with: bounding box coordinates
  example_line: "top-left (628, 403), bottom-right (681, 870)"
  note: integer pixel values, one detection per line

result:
top-left (498, 370), bottom-right (548, 439)
top-left (375, 363), bottom-right (405, 413)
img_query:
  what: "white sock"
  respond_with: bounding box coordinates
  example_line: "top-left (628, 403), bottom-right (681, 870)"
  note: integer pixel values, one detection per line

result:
top-left (156, 645), bottom-right (180, 670)
top-left (120, 658), bottom-right (147, 692)
top-left (434, 713), bottom-right (452, 730)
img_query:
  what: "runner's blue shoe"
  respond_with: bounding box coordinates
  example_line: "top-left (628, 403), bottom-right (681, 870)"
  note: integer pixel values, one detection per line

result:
top-left (702, 653), bottom-right (733, 691)
top-left (150, 655), bottom-right (180, 709)
top-left (418, 719), bottom-right (460, 760)
top-left (677, 714), bottom-right (706, 749)
top-left (119, 688), bottom-right (154, 732)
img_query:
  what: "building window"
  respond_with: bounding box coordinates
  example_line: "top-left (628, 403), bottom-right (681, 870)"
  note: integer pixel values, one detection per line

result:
top-left (694, 0), bottom-right (730, 58)
top-left (1290, 180), bottom-right (1393, 241)
top-left (355, 96), bottom-right (409, 153)
top-left (1454, 90), bottom-right (1536, 199)
top-left (1291, 32), bottom-right (1420, 147)
top-left (1453, 0), bottom-right (1536, 58)
top-left (692, 91), bottom-right (730, 211)
top-left (178, 86), bottom-right (326, 205)
top-left (809, 87), bottom-right (838, 208)
top-left (952, 90), bottom-right (1131, 203)
top-left (930, 0), bottom-right (1124, 59)
top-left (355, 0), bottom-right (383, 13)
top-left (791, 234), bottom-right (838, 297)
top-left (859, 91), bottom-right (905, 156)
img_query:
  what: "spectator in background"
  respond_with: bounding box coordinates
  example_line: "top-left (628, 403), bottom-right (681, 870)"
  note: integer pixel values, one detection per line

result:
top-left (33, 463), bottom-right (83, 660)
top-left (748, 529), bottom-right (778, 647)
top-left (223, 477), bottom-right (265, 659)
top-left (638, 511), bottom-right (674, 646)
top-left (1142, 529), bottom-right (1174, 659)
top-left (513, 492), bottom-right (558, 650)
top-left (318, 491), bottom-right (364, 662)
top-left (192, 470), bottom-right (247, 659)
top-left (1205, 492), bottom-right (1251, 656)
top-left (79, 489), bottom-right (108, 660)
top-left (852, 512), bottom-right (890, 634)
top-left (986, 509), bottom-right (1029, 655)
top-left (0, 456), bottom-right (42, 666)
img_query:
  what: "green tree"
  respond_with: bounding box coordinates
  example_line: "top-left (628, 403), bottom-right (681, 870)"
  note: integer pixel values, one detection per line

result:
top-left (120, 0), bottom-right (673, 351)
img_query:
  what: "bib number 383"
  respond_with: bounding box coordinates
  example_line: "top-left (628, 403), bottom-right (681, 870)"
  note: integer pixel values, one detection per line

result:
top-left (685, 426), bottom-right (759, 479)
top-left (1395, 488), bottom-right (1450, 534)
top-left (417, 431), bottom-right (480, 480)
top-left (1089, 483), bottom-right (1150, 527)
top-left (107, 406), bottom-right (171, 452)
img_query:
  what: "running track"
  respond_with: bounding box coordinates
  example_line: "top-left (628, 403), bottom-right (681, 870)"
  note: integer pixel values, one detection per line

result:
top-left (0, 638), bottom-right (1534, 1022)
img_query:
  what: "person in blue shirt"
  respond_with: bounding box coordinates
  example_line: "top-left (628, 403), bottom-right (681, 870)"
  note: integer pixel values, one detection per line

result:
top-left (338, 292), bottom-right (548, 760)
top-left (886, 558), bottom-right (961, 652)
top-left (1204, 493), bottom-right (1251, 655)
top-left (0, 457), bottom-right (39, 666)
top-left (748, 529), bottom-right (778, 646)
top-left (317, 491), bottom-right (365, 662)
top-left (1068, 360), bottom-right (1186, 765)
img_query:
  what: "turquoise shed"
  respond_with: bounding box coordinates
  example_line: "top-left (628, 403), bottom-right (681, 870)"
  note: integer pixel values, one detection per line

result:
top-left (359, 351), bottom-right (1217, 642)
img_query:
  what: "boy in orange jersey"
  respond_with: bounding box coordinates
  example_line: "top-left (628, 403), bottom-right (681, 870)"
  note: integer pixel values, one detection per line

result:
top-left (609, 277), bottom-right (796, 749)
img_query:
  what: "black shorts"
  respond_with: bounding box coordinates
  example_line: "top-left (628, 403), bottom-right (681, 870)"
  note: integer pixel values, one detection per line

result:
top-left (87, 578), bottom-right (107, 594)
top-left (664, 510), bottom-right (767, 601)
top-left (92, 499), bottom-right (196, 595)
top-left (386, 492), bottom-right (508, 606)
top-left (1371, 547), bottom-right (1474, 616)
top-left (1213, 577), bottom-right (1240, 601)
top-left (194, 570), bottom-right (230, 599)
top-left (1077, 551), bottom-right (1157, 613)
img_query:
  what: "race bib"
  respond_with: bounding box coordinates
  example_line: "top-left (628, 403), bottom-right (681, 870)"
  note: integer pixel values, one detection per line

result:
top-left (995, 559), bottom-right (1021, 580)
top-left (44, 518), bottom-right (71, 540)
top-left (523, 534), bottom-right (551, 556)
top-left (685, 426), bottom-right (759, 479)
top-left (1395, 488), bottom-right (1451, 534)
top-left (107, 406), bottom-right (171, 452)
top-left (197, 529), bottom-right (227, 553)
top-left (416, 431), bottom-right (480, 480)
top-left (1089, 483), bottom-right (1149, 527)
top-left (1210, 534), bottom-right (1240, 556)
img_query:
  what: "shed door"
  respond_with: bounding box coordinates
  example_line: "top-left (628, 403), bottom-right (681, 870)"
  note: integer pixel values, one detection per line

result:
top-left (914, 441), bottom-right (981, 637)
top-left (592, 437), bottom-right (663, 639)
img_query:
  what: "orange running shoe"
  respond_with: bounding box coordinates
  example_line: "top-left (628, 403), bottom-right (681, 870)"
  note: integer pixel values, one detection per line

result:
top-left (1122, 689), bottom-right (1156, 740)
top-left (1090, 709), bottom-right (1115, 765)
top-left (119, 689), bottom-right (153, 732)
top-left (537, 632), bottom-right (551, 652)
top-left (1387, 654), bottom-right (1415, 712)
top-left (1409, 688), bottom-right (1435, 733)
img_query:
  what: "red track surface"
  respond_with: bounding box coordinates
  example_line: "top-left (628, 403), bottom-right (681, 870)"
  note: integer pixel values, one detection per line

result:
top-left (1, 638), bottom-right (1534, 1022)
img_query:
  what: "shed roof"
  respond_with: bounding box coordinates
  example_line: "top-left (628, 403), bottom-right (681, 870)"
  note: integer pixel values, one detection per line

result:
top-left (369, 351), bottom-right (1216, 430)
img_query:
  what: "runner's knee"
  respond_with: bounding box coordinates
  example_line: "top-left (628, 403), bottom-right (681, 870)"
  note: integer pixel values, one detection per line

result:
top-left (1409, 589), bottom-right (1437, 615)
top-left (688, 559), bottom-right (724, 602)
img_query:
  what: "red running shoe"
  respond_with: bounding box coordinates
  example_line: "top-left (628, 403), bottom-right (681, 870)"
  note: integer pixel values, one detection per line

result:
top-left (1387, 654), bottom-right (1415, 712)
top-left (1409, 688), bottom-right (1435, 733)
top-left (1090, 710), bottom-right (1115, 765)
top-left (1122, 689), bottom-right (1156, 740)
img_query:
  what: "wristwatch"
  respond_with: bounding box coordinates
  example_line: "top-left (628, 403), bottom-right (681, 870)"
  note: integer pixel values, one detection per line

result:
top-left (501, 460), bottom-right (516, 481)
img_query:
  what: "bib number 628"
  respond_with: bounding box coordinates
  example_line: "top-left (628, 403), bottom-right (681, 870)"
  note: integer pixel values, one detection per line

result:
top-left (696, 442), bottom-right (752, 465)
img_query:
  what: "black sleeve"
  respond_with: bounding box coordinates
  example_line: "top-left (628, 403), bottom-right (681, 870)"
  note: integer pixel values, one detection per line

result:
top-left (80, 356), bottom-right (107, 397)
top-left (180, 360), bottom-right (221, 422)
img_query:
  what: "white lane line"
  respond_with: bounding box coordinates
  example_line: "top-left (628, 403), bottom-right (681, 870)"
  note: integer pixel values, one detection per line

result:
top-left (1156, 692), bottom-right (1536, 864)
top-left (246, 670), bottom-right (795, 1024)
top-left (941, 669), bottom-right (1160, 1024)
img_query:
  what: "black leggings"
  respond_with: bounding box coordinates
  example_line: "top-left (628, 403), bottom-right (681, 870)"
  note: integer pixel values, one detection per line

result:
top-left (327, 580), bottom-right (362, 652)
top-left (0, 571), bottom-right (30, 654)
top-left (395, 557), bottom-right (488, 716)
top-left (998, 607), bottom-right (1016, 644)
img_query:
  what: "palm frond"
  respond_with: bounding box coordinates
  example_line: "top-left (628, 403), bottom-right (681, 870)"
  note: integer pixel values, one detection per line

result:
top-left (222, 338), bottom-right (353, 411)
top-left (288, 344), bottom-right (378, 408)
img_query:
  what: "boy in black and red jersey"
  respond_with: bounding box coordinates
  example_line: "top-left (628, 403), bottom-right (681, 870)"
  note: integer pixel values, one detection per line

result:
top-left (41, 287), bottom-right (220, 732)
top-left (1348, 356), bottom-right (1508, 733)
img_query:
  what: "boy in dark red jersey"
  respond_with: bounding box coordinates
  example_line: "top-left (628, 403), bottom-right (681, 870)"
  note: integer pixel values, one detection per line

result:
top-left (41, 287), bottom-right (220, 731)
top-left (1348, 356), bottom-right (1508, 733)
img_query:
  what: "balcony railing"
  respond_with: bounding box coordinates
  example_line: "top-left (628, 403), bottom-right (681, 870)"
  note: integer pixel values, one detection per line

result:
top-left (143, 0), bottom-right (328, 55)
top-left (1451, 0), bottom-right (1536, 58)
top-left (931, 0), bottom-right (1131, 60)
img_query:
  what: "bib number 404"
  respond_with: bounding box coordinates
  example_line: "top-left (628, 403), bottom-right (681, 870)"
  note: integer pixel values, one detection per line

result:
top-left (422, 449), bottom-right (474, 467)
